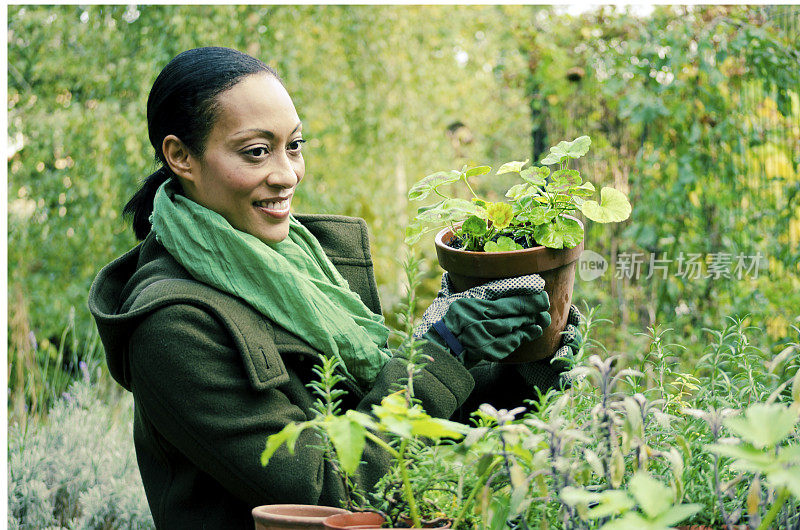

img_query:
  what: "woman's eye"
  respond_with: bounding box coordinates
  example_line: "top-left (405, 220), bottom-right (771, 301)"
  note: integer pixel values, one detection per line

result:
top-left (245, 146), bottom-right (269, 158)
top-left (288, 139), bottom-right (306, 153)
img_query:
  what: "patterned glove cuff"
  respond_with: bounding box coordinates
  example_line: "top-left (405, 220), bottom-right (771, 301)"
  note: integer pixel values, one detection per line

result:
top-left (431, 319), bottom-right (465, 358)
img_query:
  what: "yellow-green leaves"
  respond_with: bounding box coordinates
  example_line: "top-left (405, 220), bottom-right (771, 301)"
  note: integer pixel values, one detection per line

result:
top-left (485, 201), bottom-right (513, 230)
top-left (325, 415), bottom-right (366, 475)
top-left (540, 135), bottom-right (592, 165)
top-left (565, 472), bottom-right (701, 529)
top-left (561, 487), bottom-right (635, 519)
top-left (496, 159), bottom-right (529, 175)
top-left (706, 402), bottom-right (800, 499)
top-left (465, 165), bottom-right (491, 178)
top-left (261, 421), bottom-right (305, 466)
top-left (372, 391), bottom-right (468, 440)
top-left (407, 170), bottom-right (461, 201)
top-left (580, 186), bottom-right (632, 223)
top-left (723, 403), bottom-right (798, 449)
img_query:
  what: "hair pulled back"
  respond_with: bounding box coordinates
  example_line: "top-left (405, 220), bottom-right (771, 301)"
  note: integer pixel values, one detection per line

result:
top-left (123, 47), bottom-right (280, 240)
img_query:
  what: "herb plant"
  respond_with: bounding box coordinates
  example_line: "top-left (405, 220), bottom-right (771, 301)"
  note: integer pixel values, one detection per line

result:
top-left (405, 136), bottom-right (632, 251)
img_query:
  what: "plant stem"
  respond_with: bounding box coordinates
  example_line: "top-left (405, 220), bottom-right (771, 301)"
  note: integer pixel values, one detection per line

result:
top-left (365, 431), bottom-right (400, 459)
top-left (713, 453), bottom-right (732, 528)
top-left (756, 487), bottom-right (789, 530)
top-left (398, 439), bottom-right (422, 528)
top-left (451, 457), bottom-right (502, 529)
top-left (461, 175), bottom-right (480, 200)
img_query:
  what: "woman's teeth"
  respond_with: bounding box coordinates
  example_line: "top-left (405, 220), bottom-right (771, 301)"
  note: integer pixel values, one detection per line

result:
top-left (255, 199), bottom-right (290, 212)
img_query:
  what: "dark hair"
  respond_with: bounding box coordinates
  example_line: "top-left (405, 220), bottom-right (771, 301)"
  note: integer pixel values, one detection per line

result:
top-left (123, 47), bottom-right (280, 240)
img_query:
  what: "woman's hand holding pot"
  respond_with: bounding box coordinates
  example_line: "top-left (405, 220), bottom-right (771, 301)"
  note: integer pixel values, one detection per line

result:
top-left (414, 273), bottom-right (552, 366)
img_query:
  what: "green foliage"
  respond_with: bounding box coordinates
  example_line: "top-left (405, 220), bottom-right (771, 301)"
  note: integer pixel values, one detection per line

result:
top-left (9, 5), bottom-right (799, 414)
top-left (511, 5), bottom-right (800, 353)
top-left (8, 377), bottom-right (153, 529)
top-left (8, 6), bottom-right (800, 525)
top-left (406, 136), bottom-right (631, 250)
top-left (8, 3), bottom-right (534, 370)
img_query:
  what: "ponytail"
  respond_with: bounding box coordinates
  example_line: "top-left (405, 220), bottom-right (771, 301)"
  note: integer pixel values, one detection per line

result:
top-left (123, 166), bottom-right (172, 241)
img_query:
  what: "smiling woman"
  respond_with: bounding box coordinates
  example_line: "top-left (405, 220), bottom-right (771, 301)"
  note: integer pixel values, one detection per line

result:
top-left (167, 73), bottom-right (305, 244)
top-left (88, 46), bottom-right (581, 529)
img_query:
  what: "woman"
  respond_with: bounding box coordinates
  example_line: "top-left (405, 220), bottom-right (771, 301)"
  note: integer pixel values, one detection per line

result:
top-left (88, 47), bottom-right (580, 529)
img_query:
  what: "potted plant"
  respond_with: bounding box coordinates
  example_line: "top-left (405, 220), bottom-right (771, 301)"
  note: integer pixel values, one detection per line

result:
top-left (262, 386), bottom-right (467, 529)
top-left (259, 293), bottom-right (467, 530)
top-left (252, 504), bottom-right (351, 530)
top-left (405, 135), bottom-right (631, 362)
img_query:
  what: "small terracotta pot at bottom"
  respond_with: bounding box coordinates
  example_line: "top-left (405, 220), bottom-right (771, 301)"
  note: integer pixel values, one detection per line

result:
top-left (324, 512), bottom-right (452, 529)
top-left (253, 504), bottom-right (350, 530)
top-left (324, 512), bottom-right (385, 529)
top-left (435, 225), bottom-right (583, 363)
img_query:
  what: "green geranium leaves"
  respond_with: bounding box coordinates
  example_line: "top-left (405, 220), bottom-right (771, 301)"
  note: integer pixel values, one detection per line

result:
top-left (580, 186), bottom-right (632, 223)
top-left (534, 217), bottom-right (584, 249)
top-left (496, 160), bottom-right (529, 175)
top-left (541, 135), bottom-right (592, 165)
top-left (520, 166), bottom-right (549, 185)
top-left (405, 135), bottom-right (632, 251)
top-left (407, 170), bottom-right (461, 201)
top-left (462, 215), bottom-right (488, 236)
top-left (484, 236), bottom-right (522, 252)
top-left (548, 169), bottom-right (581, 191)
top-left (465, 165), bottom-right (491, 178)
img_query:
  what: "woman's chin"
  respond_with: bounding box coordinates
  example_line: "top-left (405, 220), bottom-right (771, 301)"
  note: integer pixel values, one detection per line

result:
top-left (255, 223), bottom-right (291, 246)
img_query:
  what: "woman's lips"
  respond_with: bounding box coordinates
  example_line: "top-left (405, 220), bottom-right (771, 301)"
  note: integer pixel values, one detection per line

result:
top-left (253, 198), bottom-right (291, 219)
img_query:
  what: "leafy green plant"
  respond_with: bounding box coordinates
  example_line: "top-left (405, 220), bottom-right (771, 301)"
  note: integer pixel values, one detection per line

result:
top-left (261, 388), bottom-right (468, 527)
top-left (260, 255), bottom-right (469, 527)
top-left (405, 136), bottom-right (632, 251)
top-left (562, 471), bottom-right (701, 530)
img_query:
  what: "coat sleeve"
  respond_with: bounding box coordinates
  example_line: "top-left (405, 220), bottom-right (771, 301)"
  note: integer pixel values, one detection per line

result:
top-left (456, 358), bottom-right (567, 420)
top-left (128, 303), bottom-right (474, 508)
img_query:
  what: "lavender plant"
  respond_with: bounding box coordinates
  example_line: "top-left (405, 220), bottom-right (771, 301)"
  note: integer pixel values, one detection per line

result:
top-left (8, 376), bottom-right (153, 529)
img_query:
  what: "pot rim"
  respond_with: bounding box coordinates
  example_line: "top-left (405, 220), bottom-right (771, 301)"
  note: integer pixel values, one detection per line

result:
top-left (434, 214), bottom-right (584, 256)
top-left (253, 504), bottom-right (350, 524)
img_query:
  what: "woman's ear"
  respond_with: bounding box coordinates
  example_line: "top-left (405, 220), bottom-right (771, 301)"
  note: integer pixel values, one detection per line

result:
top-left (162, 135), bottom-right (196, 183)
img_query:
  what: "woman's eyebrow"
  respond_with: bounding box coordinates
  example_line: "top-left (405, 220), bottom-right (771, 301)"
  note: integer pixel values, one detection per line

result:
top-left (232, 123), bottom-right (303, 139)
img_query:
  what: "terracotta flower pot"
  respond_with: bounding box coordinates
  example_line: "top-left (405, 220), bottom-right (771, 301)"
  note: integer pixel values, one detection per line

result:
top-left (323, 512), bottom-right (452, 529)
top-left (253, 504), bottom-right (350, 530)
top-left (324, 512), bottom-right (385, 529)
top-left (434, 220), bottom-right (583, 363)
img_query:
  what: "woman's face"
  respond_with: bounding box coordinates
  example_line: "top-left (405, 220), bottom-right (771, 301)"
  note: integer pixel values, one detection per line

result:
top-left (183, 73), bottom-right (305, 245)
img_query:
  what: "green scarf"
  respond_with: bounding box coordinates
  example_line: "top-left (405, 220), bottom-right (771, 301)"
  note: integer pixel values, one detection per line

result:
top-left (149, 179), bottom-right (391, 386)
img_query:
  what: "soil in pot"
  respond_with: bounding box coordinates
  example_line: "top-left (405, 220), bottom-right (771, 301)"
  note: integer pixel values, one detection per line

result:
top-left (253, 504), bottom-right (350, 530)
top-left (435, 223), bottom-right (583, 363)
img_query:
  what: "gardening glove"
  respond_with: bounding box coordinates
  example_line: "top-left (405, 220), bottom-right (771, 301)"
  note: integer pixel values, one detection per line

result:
top-left (414, 273), bottom-right (551, 367)
top-left (517, 304), bottom-right (583, 391)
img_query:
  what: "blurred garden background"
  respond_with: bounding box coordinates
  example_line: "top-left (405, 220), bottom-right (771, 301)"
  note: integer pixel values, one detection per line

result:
top-left (7, 5), bottom-right (800, 528)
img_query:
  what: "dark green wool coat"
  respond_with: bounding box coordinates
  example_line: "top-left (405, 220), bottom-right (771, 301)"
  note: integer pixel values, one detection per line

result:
top-left (88, 214), bottom-right (565, 530)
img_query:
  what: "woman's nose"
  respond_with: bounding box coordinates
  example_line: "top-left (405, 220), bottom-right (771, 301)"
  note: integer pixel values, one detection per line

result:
top-left (268, 152), bottom-right (300, 188)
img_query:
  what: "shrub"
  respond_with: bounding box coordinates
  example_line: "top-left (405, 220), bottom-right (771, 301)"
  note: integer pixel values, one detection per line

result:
top-left (8, 374), bottom-right (153, 529)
